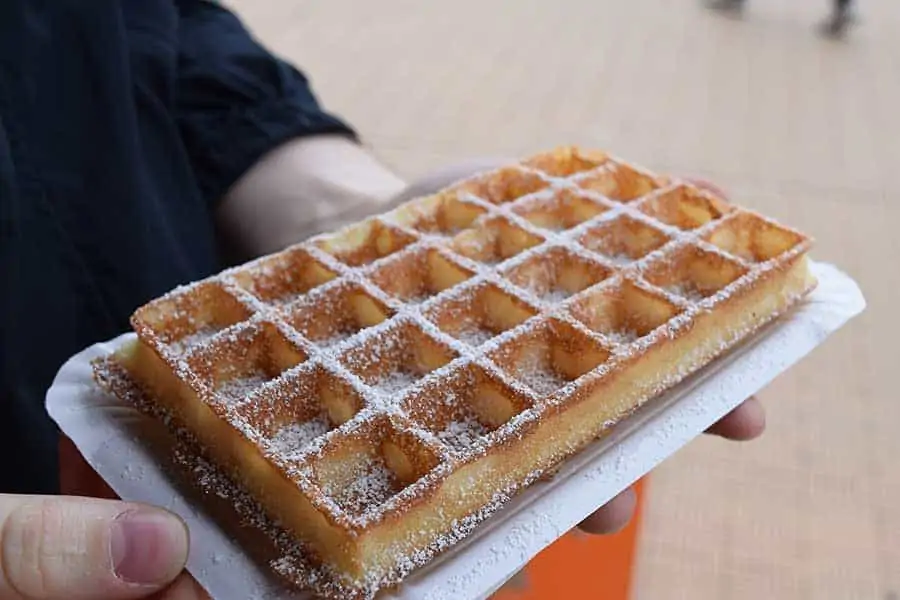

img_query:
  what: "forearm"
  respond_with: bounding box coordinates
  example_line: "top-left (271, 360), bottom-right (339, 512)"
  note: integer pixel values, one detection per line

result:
top-left (172, 2), bottom-right (410, 259)
top-left (216, 135), bottom-right (408, 260)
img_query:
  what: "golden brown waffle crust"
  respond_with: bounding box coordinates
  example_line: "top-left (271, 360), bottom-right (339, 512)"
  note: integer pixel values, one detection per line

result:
top-left (111, 146), bottom-right (817, 598)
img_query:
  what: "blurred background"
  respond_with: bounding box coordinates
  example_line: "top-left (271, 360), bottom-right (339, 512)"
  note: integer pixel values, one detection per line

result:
top-left (227, 0), bottom-right (897, 597)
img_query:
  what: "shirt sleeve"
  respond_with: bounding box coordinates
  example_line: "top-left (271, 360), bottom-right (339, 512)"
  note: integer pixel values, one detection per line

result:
top-left (173, 0), bottom-right (358, 206)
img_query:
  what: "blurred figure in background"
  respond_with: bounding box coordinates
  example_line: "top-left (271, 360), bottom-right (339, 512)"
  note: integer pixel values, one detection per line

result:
top-left (707, 0), bottom-right (855, 37)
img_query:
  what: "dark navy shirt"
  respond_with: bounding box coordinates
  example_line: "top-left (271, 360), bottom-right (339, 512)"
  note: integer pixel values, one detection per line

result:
top-left (0, 0), bottom-right (355, 493)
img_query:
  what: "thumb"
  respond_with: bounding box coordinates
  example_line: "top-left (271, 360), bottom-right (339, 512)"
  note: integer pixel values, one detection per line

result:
top-left (0, 494), bottom-right (189, 600)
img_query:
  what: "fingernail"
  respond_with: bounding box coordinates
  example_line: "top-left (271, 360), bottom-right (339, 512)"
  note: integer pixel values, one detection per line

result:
top-left (110, 508), bottom-right (189, 585)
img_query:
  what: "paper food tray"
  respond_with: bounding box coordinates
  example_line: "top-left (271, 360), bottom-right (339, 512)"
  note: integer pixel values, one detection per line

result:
top-left (46, 260), bottom-right (865, 600)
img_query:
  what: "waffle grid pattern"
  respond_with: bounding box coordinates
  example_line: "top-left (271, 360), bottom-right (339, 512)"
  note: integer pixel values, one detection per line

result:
top-left (130, 147), bottom-right (812, 579)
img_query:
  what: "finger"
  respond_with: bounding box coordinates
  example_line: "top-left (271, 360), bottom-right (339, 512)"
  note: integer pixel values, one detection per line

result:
top-left (683, 177), bottom-right (730, 199)
top-left (705, 396), bottom-right (766, 441)
top-left (59, 435), bottom-right (117, 500)
top-left (576, 486), bottom-right (637, 535)
top-left (0, 495), bottom-right (189, 600)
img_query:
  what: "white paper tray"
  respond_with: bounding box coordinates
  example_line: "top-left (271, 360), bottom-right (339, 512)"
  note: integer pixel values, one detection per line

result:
top-left (46, 261), bottom-right (865, 600)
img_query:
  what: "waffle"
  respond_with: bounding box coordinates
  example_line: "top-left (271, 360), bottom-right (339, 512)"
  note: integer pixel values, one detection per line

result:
top-left (108, 146), bottom-right (817, 598)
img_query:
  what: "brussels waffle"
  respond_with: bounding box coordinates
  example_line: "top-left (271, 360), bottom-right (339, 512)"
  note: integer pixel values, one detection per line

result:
top-left (104, 147), bottom-right (817, 598)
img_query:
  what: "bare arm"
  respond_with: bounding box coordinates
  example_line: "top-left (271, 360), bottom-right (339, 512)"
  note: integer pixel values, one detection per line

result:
top-left (216, 135), bottom-right (407, 259)
top-left (216, 135), bottom-right (513, 260)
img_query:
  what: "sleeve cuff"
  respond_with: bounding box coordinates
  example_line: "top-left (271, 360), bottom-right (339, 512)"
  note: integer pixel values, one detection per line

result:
top-left (184, 98), bottom-right (359, 208)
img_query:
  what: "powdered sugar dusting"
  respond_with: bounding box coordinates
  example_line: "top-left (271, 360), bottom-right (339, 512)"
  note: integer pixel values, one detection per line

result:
top-left (216, 372), bottom-right (269, 405)
top-left (372, 370), bottom-right (420, 396)
top-left (115, 146), bottom-right (819, 599)
top-left (540, 288), bottom-right (572, 303)
top-left (270, 417), bottom-right (331, 460)
top-left (404, 291), bottom-right (431, 305)
top-left (510, 352), bottom-right (569, 396)
top-left (315, 330), bottom-right (355, 349)
top-left (519, 368), bottom-right (568, 396)
top-left (600, 253), bottom-right (633, 266)
top-left (168, 327), bottom-right (218, 354)
top-left (604, 329), bottom-right (640, 345)
top-left (667, 283), bottom-right (707, 303)
top-left (437, 415), bottom-right (490, 450)
top-left (324, 456), bottom-right (398, 516)
top-left (455, 323), bottom-right (496, 347)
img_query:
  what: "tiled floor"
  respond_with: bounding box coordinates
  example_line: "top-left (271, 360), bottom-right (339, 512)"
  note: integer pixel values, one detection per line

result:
top-left (228, 0), bottom-right (898, 597)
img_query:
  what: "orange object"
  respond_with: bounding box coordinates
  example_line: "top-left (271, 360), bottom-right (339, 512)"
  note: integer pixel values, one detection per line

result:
top-left (490, 478), bottom-right (646, 600)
